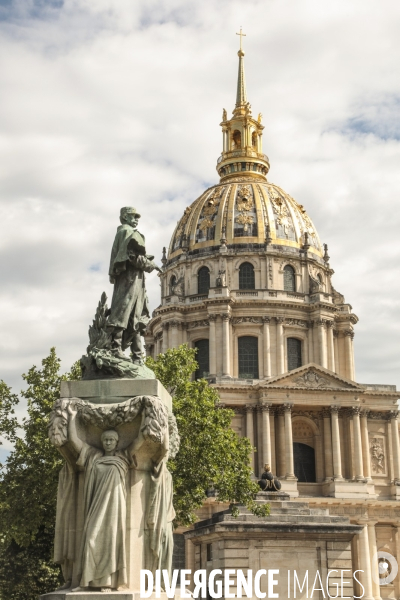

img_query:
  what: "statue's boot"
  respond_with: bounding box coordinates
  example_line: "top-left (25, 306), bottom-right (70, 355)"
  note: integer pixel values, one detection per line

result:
top-left (108, 326), bottom-right (126, 359)
top-left (130, 331), bottom-right (144, 365)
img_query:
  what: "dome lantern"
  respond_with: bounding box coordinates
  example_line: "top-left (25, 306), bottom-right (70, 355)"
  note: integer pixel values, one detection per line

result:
top-left (217, 30), bottom-right (270, 181)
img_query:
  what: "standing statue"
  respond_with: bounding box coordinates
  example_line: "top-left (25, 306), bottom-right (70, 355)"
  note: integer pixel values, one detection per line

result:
top-left (107, 207), bottom-right (160, 362)
top-left (80, 207), bottom-right (161, 380)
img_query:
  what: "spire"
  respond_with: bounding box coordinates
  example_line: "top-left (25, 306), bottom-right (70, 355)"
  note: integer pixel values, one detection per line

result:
top-left (235, 27), bottom-right (247, 108)
top-left (216, 32), bottom-right (270, 181)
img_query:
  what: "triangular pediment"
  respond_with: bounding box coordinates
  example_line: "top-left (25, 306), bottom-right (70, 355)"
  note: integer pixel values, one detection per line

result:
top-left (260, 363), bottom-right (364, 390)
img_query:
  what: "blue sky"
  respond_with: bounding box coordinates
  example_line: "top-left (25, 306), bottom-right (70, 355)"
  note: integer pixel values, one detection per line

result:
top-left (0, 0), bottom-right (399, 445)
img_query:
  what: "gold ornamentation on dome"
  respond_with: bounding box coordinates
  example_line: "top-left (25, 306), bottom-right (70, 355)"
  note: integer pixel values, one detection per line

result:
top-left (203, 204), bottom-right (218, 216)
top-left (222, 108), bottom-right (227, 121)
top-left (270, 194), bottom-right (291, 233)
top-left (208, 188), bottom-right (223, 202)
top-left (237, 184), bottom-right (252, 199)
top-left (199, 217), bottom-right (214, 230)
top-left (237, 197), bottom-right (253, 212)
top-left (176, 206), bottom-right (192, 235)
top-left (257, 112), bottom-right (263, 123)
top-left (236, 213), bottom-right (253, 225)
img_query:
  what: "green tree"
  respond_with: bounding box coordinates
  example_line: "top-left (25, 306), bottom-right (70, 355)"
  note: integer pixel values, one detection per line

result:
top-left (146, 344), bottom-right (268, 525)
top-left (0, 349), bottom-right (81, 600)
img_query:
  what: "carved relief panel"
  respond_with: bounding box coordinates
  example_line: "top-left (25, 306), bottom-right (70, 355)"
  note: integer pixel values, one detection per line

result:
top-left (370, 436), bottom-right (386, 475)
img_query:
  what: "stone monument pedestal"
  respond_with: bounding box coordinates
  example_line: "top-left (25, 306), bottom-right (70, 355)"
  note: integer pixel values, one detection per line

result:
top-left (42, 379), bottom-right (178, 599)
top-left (185, 492), bottom-right (362, 599)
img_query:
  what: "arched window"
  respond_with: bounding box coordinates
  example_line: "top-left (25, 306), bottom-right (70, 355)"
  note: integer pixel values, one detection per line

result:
top-left (287, 338), bottom-right (302, 371)
top-left (169, 275), bottom-right (176, 295)
top-left (283, 264), bottom-right (296, 291)
top-left (251, 131), bottom-right (257, 149)
top-left (238, 336), bottom-right (259, 379)
top-left (194, 339), bottom-right (209, 380)
top-left (293, 442), bottom-right (316, 482)
top-left (232, 130), bottom-right (241, 149)
top-left (239, 262), bottom-right (255, 289)
top-left (197, 267), bottom-right (210, 295)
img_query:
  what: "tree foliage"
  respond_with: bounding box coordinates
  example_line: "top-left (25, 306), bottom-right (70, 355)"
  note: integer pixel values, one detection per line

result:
top-left (146, 345), bottom-right (269, 525)
top-left (0, 349), bottom-right (81, 600)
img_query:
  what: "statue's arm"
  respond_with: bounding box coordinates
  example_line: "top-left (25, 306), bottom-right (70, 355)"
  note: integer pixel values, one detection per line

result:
top-left (126, 411), bottom-right (146, 459)
top-left (129, 254), bottom-right (161, 273)
top-left (67, 403), bottom-right (84, 455)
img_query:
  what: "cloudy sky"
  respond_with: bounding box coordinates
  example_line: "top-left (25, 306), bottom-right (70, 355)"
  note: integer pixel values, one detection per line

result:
top-left (0, 0), bottom-right (399, 431)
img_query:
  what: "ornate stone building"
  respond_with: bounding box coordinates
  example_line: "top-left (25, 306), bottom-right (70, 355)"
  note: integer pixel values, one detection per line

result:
top-left (145, 40), bottom-right (400, 599)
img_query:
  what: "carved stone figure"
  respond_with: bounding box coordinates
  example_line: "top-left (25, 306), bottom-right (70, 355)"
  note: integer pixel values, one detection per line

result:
top-left (216, 269), bottom-right (226, 287)
top-left (48, 394), bottom-right (180, 593)
top-left (293, 370), bottom-right (329, 389)
top-left (80, 207), bottom-right (161, 380)
top-left (370, 437), bottom-right (385, 473)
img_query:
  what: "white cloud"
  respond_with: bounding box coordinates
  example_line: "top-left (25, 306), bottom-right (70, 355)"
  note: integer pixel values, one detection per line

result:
top-left (0, 0), bottom-right (399, 397)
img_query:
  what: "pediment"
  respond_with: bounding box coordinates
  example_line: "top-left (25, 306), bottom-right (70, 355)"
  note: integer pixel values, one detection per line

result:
top-left (261, 363), bottom-right (364, 391)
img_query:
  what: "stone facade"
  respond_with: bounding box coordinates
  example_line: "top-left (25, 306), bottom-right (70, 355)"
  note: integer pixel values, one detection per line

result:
top-left (145, 43), bottom-right (400, 599)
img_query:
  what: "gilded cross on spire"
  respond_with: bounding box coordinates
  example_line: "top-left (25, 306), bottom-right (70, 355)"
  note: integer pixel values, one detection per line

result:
top-left (235, 27), bottom-right (247, 107)
top-left (236, 27), bottom-right (246, 52)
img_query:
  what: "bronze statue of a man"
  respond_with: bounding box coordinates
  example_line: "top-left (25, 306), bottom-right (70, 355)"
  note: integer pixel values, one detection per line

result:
top-left (107, 207), bottom-right (160, 363)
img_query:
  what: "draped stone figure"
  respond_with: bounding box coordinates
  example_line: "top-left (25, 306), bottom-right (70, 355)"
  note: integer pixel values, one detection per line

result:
top-left (47, 394), bottom-right (179, 595)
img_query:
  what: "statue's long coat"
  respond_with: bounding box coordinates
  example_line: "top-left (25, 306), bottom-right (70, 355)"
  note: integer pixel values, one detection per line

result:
top-left (108, 224), bottom-right (151, 339)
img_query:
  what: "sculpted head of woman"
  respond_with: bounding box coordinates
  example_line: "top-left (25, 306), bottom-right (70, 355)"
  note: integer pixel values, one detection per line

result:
top-left (101, 429), bottom-right (119, 453)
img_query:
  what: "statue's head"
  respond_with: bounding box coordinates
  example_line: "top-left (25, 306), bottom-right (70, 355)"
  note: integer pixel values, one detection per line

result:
top-left (49, 407), bottom-right (68, 447)
top-left (120, 207), bottom-right (141, 227)
top-left (101, 429), bottom-right (119, 452)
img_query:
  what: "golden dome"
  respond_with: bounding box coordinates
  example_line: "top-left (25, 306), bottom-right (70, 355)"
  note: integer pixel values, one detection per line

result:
top-left (168, 39), bottom-right (322, 263)
top-left (168, 178), bottom-right (322, 260)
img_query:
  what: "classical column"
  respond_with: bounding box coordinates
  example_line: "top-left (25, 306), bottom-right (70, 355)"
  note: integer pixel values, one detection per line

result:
top-left (357, 521), bottom-right (375, 600)
top-left (170, 320), bottom-right (179, 348)
top-left (209, 314), bottom-right (217, 376)
top-left (307, 321), bottom-right (314, 363)
top-left (185, 538), bottom-right (195, 592)
top-left (262, 317), bottom-right (271, 378)
top-left (360, 410), bottom-right (372, 481)
top-left (245, 405), bottom-right (255, 472)
top-left (326, 321), bottom-right (335, 371)
top-left (344, 329), bottom-right (355, 380)
top-left (260, 403), bottom-right (272, 467)
top-left (317, 319), bottom-right (327, 368)
top-left (221, 313), bottom-right (231, 377)
top-left (330, 406), bottom-right (343, 480)
top-left (162, 322), bottom-right (169, 352)
top-left (277, 408), bottom-right (286, 477)
top-left (367, 521), bottom-right (382, 600)
top-left (333, 329), bottom-right (339, 374)
top-left (276, 317), bottom-right (285, 374)
top-left (390, 410), bottom-right (400, 483)
top-left (322, 409), bottom-right (333, 480)
top-left (284, 403), bottom-right (296, 479)
top-left (352, 407), bottom-right (365, 481)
